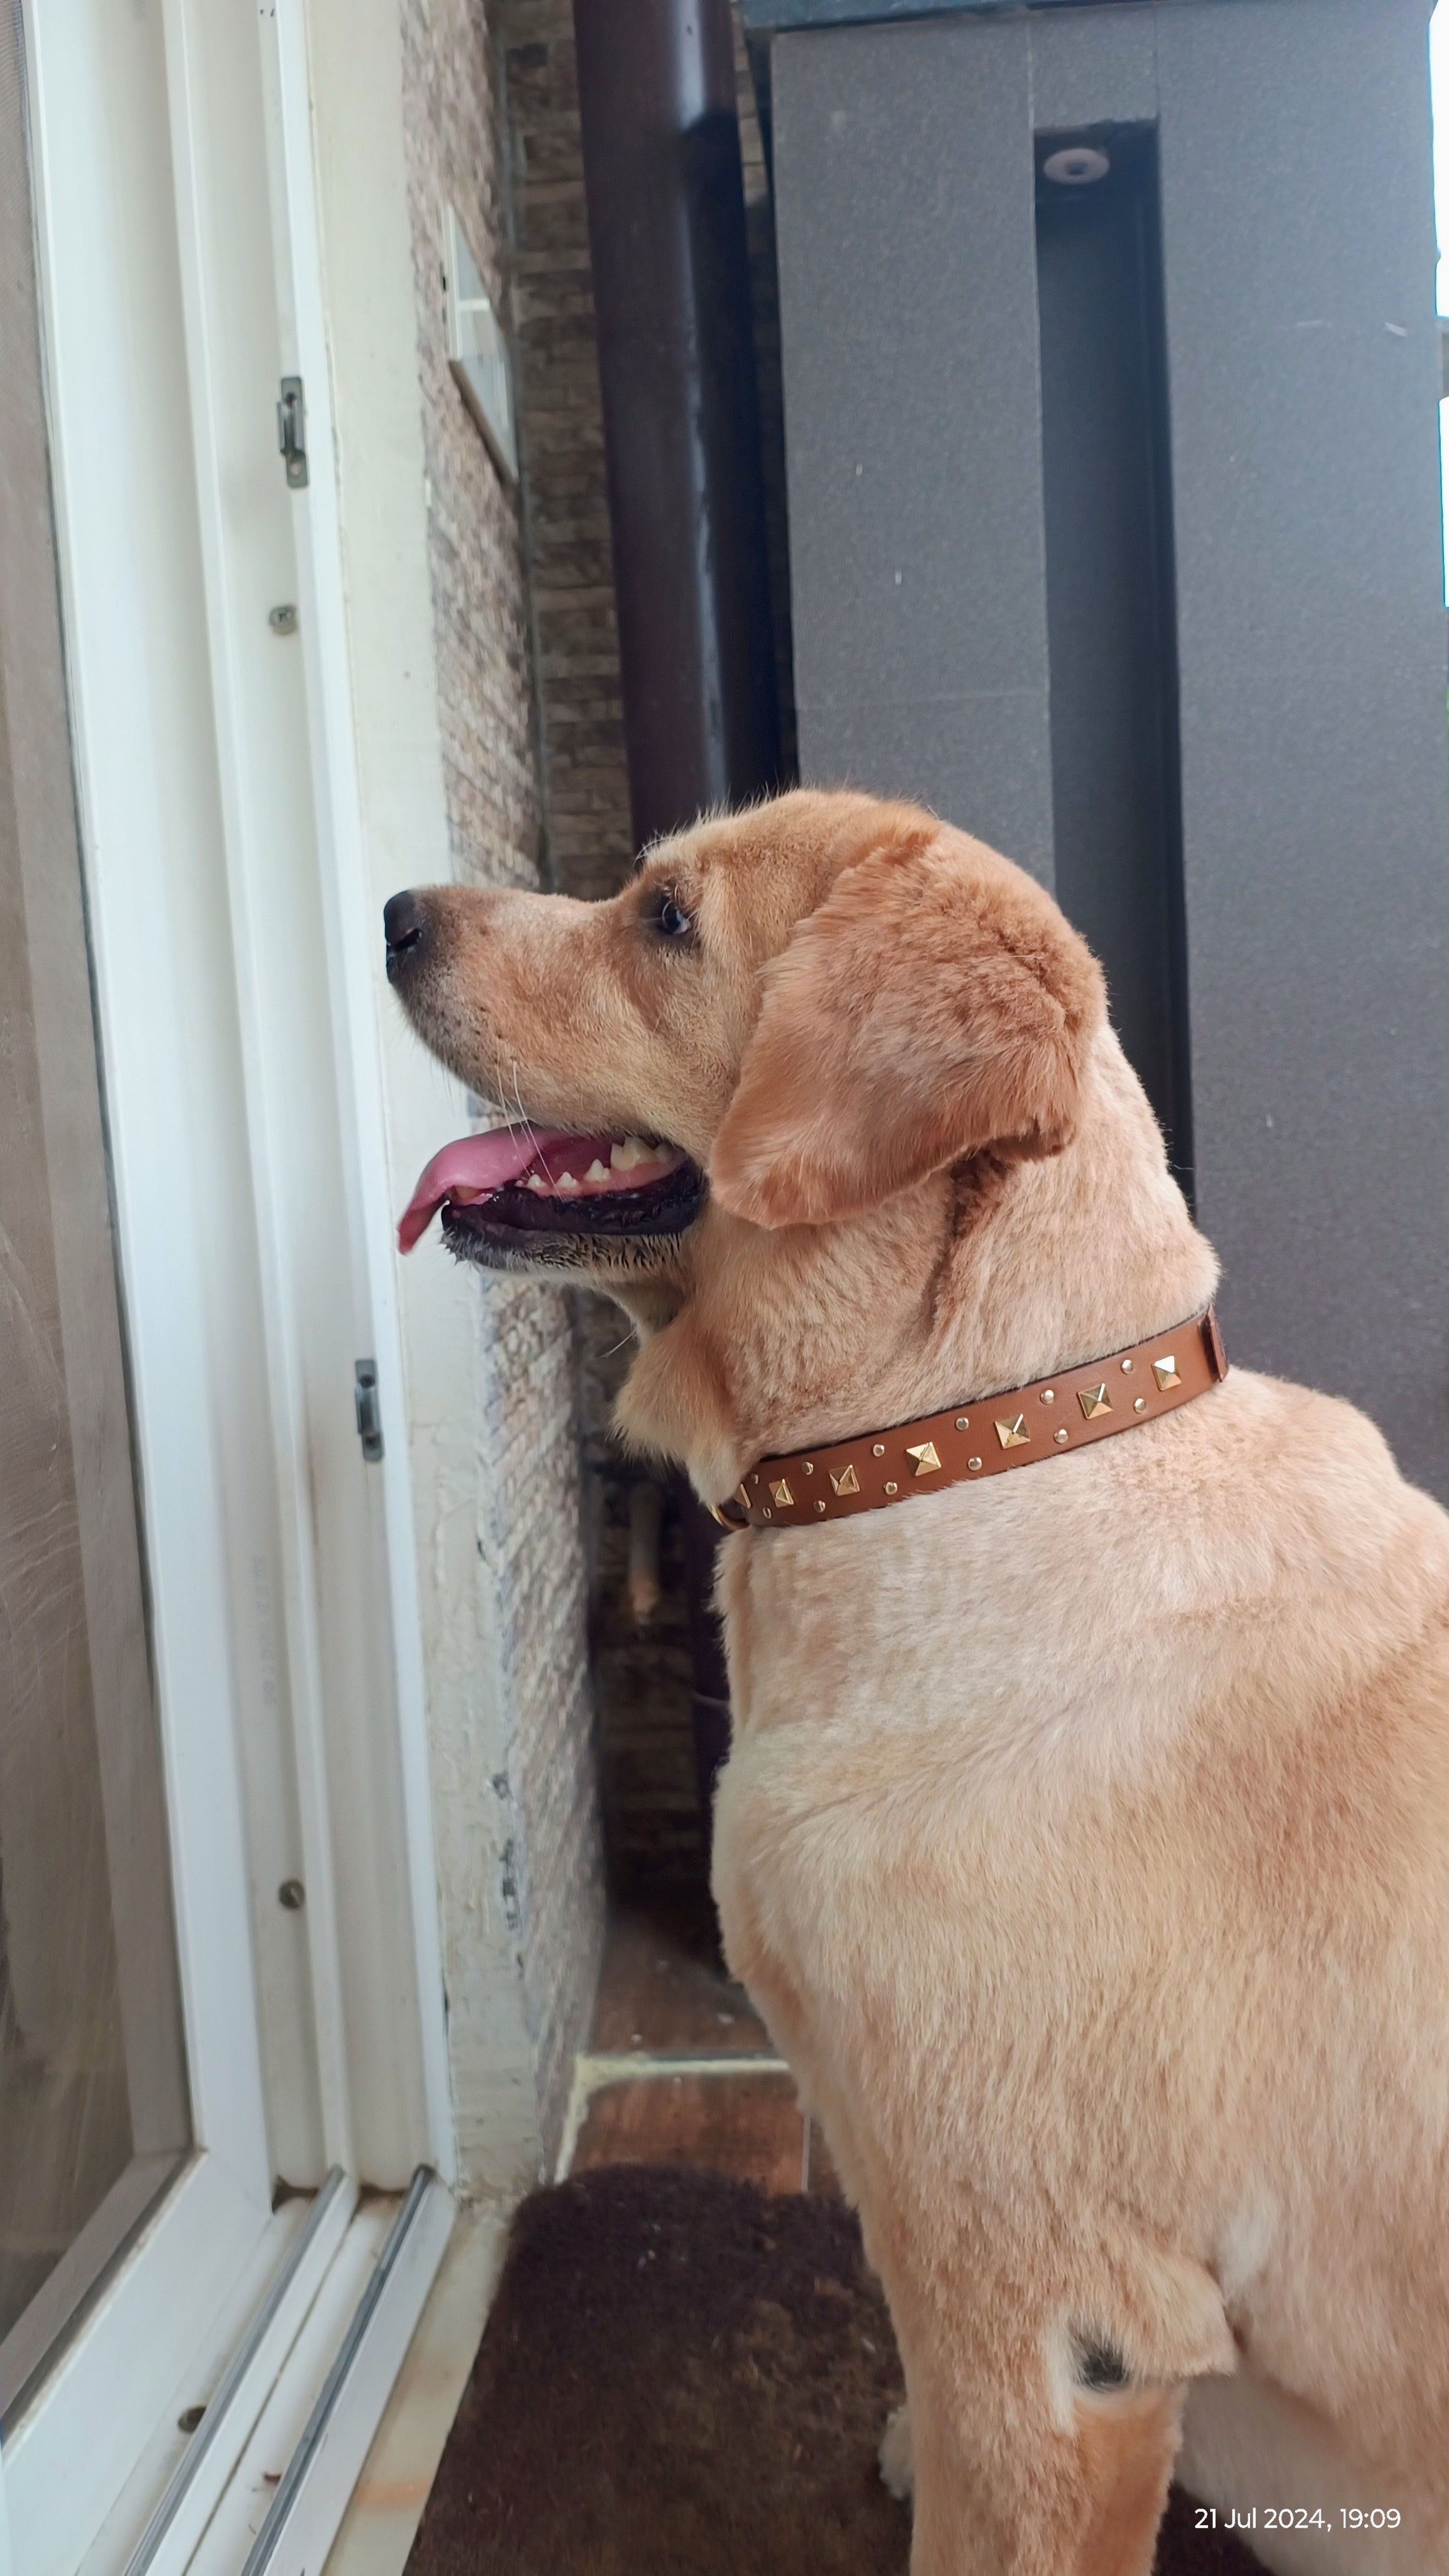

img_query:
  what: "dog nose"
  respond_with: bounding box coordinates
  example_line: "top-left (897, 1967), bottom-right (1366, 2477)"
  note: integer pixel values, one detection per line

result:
top-left (384, 891), bottom-right (426, 982)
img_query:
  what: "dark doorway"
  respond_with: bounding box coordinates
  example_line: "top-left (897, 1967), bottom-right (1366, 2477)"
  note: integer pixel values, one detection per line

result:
top-left (1036, 129), bottom-right (1192, 1197)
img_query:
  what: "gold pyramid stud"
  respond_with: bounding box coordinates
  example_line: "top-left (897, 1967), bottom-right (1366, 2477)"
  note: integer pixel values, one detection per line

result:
top-left (1152, 1356), bottom-right (1180, 1391)
top-left (829, 1463), bottom-right (860, 1497)
top-left (1078, 1384), bottom-right (1112, 1420)
top-left (905, 1440), bottom-right (942, 1475)
top-left (769, 1478), bottom-right (794, 1509)
top-left (994, 1414), bottom-right (1030, 1450)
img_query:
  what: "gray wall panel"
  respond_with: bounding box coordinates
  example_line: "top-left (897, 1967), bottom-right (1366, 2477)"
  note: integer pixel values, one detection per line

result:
top-left (1028, 6), bottom-right (1157, 132)
top-left (773, 21), bottom-right (1056, 880)
top-left (769, 0), bottom-right (1449, 1496)
top-left (799, 687), bottom-right (1053, 855)
top-left (1158, 0), bottom-right (1449, 1491)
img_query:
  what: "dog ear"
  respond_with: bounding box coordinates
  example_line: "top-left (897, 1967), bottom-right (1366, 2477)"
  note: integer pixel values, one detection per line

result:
top-left (709, 823), bottom-right (1105, 1230)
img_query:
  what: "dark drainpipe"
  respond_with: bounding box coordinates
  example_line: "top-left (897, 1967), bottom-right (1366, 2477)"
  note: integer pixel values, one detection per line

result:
top-left (573, 0), bottom-right (780, 1831)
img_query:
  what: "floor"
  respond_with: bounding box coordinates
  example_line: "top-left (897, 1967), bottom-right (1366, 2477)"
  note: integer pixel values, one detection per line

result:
top-left (562, 1892), bottom-right (839, 2197)
top-left (323, 1895), bottom-right (830, 2576)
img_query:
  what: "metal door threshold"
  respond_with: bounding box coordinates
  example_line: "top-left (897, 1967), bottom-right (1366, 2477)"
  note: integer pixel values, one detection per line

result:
top-left (123, 2169), bottom-right (453, 2576)
top-left (238, 2170), bottom-right (452, 2576)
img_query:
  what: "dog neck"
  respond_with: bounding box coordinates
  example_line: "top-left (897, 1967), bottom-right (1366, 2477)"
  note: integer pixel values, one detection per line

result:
top-left (615, 1032), bottom-right (1218, 1509)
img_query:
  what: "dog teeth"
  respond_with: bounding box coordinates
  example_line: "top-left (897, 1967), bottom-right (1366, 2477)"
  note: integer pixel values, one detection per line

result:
top-left (585, 1159), bottom-right (610, 1182)
top-left (525, 1174), bottom-right (547, 1192)
top-left (555, 1170), bottom-right (581, 1192)
top-left (609, 1135), bottom-right (653, 1172)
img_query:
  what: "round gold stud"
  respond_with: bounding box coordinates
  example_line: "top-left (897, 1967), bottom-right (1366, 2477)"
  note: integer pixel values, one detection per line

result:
top-left (816, 1500), bottom-right (827, 1514)
top-left (1134, 1396), bottom-right (1146, 1413)
top-left (1121, 1358), bottom-right (1134, 1374)
top-left (955, 1416), bottom-right (969, 1431)
top-left (872, 1443), bottom-right (885, 1457)
top-left (802, 1460), bottom-right (814, 1475)
top-left (1054, 1426), bottom-right (1069, 1444)
top-left (763, 1507), bottom-right (772, 1519)
top-left (884, 1480), bottom-right (897, 1496)
top-left (1040, 1388), bottom-right (1055, 1405)
top-left (750, 1472), bottom-right (760, 1484)
top-left (967, 1456), bottom-right (982, 1472)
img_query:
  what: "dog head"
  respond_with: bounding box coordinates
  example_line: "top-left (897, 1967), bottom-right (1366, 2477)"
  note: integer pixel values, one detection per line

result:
top-left (389, 788), bottom-right (1102, 1263)
top-left (387, 789), bottom-right (1202, 1488)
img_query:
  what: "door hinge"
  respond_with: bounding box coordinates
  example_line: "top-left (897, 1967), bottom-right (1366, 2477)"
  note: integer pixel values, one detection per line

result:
top-left (353, 1359), bottom-right (384, 1462)
top-left (277, 375), bottom-right (308, 489)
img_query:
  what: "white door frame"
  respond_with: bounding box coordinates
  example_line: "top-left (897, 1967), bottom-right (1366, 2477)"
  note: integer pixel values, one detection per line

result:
top-left (256, 0), bottom-right (455, 2184)
top-left (3, 0), bottom-right (455, 2561)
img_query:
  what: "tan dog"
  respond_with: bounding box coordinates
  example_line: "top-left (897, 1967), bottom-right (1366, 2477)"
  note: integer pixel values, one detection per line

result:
top-left (386, 790), bottom-right (1449, 2575)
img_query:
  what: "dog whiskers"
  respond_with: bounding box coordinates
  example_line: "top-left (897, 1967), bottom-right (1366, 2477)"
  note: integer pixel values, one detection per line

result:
top-left (509, 1063), bottom-right (545, 1163)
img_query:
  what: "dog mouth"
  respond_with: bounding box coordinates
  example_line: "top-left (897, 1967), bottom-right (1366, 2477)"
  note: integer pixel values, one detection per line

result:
top-left (398, 1124), bottom-right (706, 1257)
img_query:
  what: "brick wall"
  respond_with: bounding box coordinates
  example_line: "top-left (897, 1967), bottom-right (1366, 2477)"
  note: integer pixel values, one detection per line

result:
top-left (397, 0), bottom-right (604, 2164)
top-left (495, 0), bottom-right (795, 1894)
top-left (496, 0), bottom-right (793, 887)
top-left (389, 0), bottom-right (793, 2019)
top-left (494, 0), bottom-right (633, 904)
top-left (496, 0), bottom-right (696, 1890)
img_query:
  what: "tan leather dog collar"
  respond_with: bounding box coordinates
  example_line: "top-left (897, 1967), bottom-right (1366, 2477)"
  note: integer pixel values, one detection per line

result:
top-left (709, 1308), bottom-right (1228, 1531)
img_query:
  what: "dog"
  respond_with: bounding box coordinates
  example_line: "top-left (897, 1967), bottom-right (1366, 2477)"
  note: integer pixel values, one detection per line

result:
top-left (386, 789), bottom-right (1449, 2574)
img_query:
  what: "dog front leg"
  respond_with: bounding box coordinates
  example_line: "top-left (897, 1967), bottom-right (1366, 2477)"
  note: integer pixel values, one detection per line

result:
top-left (869, 2216), bottom-right (1233, 2576)
top-left (892, 2348), bottom-right (1185, 2576)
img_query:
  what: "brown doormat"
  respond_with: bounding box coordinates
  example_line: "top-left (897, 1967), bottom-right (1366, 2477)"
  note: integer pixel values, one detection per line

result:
top-left (405, 2165), bottom-right (1265, 2576)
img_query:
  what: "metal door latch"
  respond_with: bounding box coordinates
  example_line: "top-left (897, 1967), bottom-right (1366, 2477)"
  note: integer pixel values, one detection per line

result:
top-left (277, 375), bottom-right (308, 489)
top-left (354, 1359), bottom-right (384, 1462)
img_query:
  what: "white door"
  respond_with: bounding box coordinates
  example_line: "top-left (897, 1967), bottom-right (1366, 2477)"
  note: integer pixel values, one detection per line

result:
top-left (0, 1), bottom-right (454, 2565)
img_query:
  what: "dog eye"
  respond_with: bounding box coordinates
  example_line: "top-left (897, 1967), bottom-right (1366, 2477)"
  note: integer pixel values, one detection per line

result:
top-left (647, 889), bottom-right (696, 945)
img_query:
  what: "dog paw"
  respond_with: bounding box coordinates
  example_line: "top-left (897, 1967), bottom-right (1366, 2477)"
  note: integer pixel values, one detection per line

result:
top-left (879, 2401), bottom-right (914, 2504)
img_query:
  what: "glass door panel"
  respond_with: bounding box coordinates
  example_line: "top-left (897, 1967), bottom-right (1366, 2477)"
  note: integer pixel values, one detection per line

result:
top-left (0, 0), bottom-right (190, 2428)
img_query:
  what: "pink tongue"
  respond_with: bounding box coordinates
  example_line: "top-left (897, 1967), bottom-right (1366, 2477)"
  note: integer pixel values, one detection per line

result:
top-left (398, 1126), bottom-right (583, 1253)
